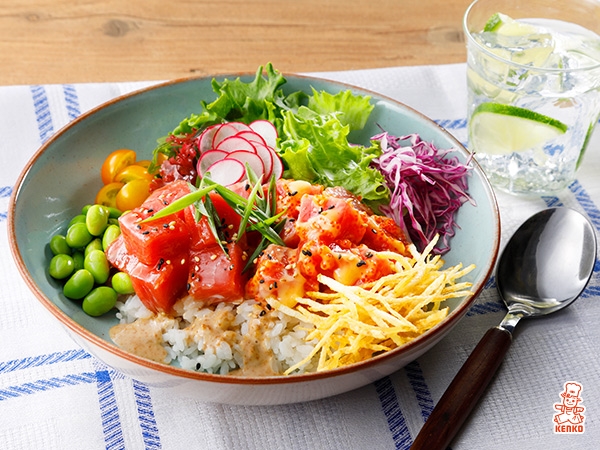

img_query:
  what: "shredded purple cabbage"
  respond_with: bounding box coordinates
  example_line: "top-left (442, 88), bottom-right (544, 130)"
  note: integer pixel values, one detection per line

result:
top-left (371, 132), bottom-right (474, 254)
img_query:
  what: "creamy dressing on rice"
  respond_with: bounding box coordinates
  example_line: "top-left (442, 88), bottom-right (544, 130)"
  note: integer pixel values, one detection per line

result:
top-left (111, 295), bottom-right (318, 376)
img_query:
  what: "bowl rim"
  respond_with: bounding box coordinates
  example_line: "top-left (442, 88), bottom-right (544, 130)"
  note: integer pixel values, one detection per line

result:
top-left (8, 71), bottom-right (501, 385)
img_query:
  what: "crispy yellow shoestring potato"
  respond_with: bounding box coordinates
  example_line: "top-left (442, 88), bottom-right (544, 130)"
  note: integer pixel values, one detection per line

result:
top-left (270, 236), bottom-right (475, 374)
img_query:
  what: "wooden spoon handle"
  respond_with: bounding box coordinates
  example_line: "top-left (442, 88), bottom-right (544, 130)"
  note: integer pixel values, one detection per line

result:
top-left (410, 326), bottom-right (513, 450)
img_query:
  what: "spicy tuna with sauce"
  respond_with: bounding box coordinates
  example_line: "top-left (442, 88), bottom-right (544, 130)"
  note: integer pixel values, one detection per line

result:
top-left (106, 178), bottom-right (411, 313)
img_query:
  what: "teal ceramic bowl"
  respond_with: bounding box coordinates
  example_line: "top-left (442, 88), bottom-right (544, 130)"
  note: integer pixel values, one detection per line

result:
top-left (8, 74), bottom-right (500, 405)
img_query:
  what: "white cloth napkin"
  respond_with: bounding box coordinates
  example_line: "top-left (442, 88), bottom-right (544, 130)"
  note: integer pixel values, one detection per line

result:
top-left (1, 64), bottom-right (599, 449)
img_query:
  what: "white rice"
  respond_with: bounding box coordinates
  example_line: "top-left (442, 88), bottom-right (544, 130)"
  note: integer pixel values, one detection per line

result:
top-left (114, 295), bottom-right (318, 376)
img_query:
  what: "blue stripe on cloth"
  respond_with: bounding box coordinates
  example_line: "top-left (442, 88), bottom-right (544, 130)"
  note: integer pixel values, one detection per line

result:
top-left (132, 380), bottom-right (162, 449)
top-left (96, 370), bottom-right (126, 450)
top-left (375, 376), bottom-right (412, 449)
top-left (466, 299), bottom-right (504, 316)
top-left (0, 349), bottom-right (91, 374)
top-left (0, 185), bottom-right (10, 222)
top-left (541, 196), bottom-right (563, 208)
top-left (63, 84), bottom-right (81, 120)
top-left (435, 118), bottom-right (467, 130)
top-left (404, 361), bottom-right (434, 422)
top-left (0, 186), bottom-right (11, 198)
top-left (30, 85), bottom-right (54, 143)
top-left (0, 372), bottom-right (98, 401)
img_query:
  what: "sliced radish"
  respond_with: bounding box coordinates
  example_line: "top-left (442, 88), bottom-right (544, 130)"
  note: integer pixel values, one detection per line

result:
top-left (226, 151), bottom-right (265, 182)
top-left (197, 149), bottom-right (228, 176)
top-left (216, 136), bottom-right (257, 153)
top-left (270, 151), bottom-right (284, 180)
top-left (236, 130), bottom-right (267, 147)
top-left (252, 142), bottom-right (274, 179)
top-left (197, 124), bottom-right (222, 154)
top-left (249, 120), bottom-right (278, 148)
top-left (212, 124), bottom-right (240, 148)
top-left (227, 122), bottom-right (253, 133)
top-left (205, 159), bottom-right (246, 186)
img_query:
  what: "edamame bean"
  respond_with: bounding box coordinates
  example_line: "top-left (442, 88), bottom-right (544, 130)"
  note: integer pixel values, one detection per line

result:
top-left (48, 254), bottom-right (75, 279)
top-left (49, 235), bottom-right (71, 255)
top-left (86, 204), bottom-right (109, 236)
top-left (105, 206), bottom-right (122, 219)
top-left (68, 214), bottom-right (86, 227)
top-left (111, 271), bottom-right (135, 295)
top-left (81, 204), bottom-right (92, 215)
top-left (63, 269), bottom-right (94, 300)
top-left (72, 251), bottom-right (85, 271)
top-left (84, 249), bottom-right (110, 284)
top-left (65, 222), bottom-right (93, 249)
top-left (102, 224), bottom-right (121, 250)
top-left (84, 238), bottom-right (103, 256)
top-left (82, 286), bottom-right (118, 316)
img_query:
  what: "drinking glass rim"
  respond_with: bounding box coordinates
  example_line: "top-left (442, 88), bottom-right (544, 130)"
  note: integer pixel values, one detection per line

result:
top-left (463, 0), bottom-right (600, 73)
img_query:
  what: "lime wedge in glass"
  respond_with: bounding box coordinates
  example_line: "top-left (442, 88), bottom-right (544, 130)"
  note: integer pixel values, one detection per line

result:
top-left (469, 103), bottom-right (568, 155)
top-left (479, 13), bottom-right (555, 67)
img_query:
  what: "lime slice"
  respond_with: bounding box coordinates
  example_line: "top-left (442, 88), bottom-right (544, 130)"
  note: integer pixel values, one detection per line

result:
top-left (479, 13), bottom-right (554, 67)
top-left (469, 103), bottom-right (568, 155)
top-left (484, 12), bottom-right (539, 36)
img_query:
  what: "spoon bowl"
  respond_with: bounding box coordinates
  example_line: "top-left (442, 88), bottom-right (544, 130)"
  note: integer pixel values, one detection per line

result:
top-left (497, 207), bottom-right (597, 319)
top-left (411, 207), bottom-right (597, 450)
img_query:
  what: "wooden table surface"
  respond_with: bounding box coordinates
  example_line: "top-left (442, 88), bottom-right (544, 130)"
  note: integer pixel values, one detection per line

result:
top-left (1, 0), bottom-right (473, 85)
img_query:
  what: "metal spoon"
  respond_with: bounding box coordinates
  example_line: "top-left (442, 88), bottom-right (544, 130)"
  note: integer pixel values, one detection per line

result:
top-left (411, 207), bottom-right (597, 450)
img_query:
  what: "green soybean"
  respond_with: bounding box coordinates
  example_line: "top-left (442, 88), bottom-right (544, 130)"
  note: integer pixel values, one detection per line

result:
top-left (84, 249), bottom-right (110, 284)
top-left (84, 238), bottom-right (103, 256)
top-left (72, 251), bottom-right (85, 271)
top-left (63, 269), bottom-right (94, 300)
top-left (68, 214), bottom-right (86, 227)
top-left (49, 235), bottom-right (71, 255)
top-left (82, 286), bottom-right (118, 316)
top-left (105, 206), bottom-right (123, 219)
top-left (102, 224), bottom-right (121, 250)
top-left (86, 204), bottom-right (109, 236)
top-left (111, 272), bottom-right (135, 295)
top-left (81, 204), bottom-right (92, 215)
top-left (48, 254), bottom-right (75, 279)
top-left (65, 222), bottom-right (93, 249)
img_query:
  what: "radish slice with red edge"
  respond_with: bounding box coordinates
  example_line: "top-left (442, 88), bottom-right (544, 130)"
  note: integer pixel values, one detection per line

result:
top-left (235, 130), bottom-right (267, 147)
top-left (227, 122), bottom-right (253, 133)
top-left (249, 120), bottom-right (278, 148)
top-left (216, 136), bottom-right (257, 153)
top-left (269, 150), bottom-right (284, 180)
top-left (197, 124), bottom-right (222, 154)
top-left (251, 142), bottom-right (274, 179)
top-left (197, 149), bottom-right (228, 175)
top-left (212, 124), bottom-right (240, 148)
top-left (205, 159), bottom-right (246, 186)
top-left (226, 151), bottom-right (265, 182)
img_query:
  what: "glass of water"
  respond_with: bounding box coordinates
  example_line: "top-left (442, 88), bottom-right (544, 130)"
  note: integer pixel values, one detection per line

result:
top-left (464, 0), bottom-right (600, 195)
